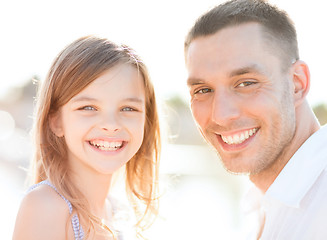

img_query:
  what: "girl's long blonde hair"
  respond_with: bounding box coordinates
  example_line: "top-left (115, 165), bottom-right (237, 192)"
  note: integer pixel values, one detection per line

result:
top-left (31, 36), bottom-right (160, 237)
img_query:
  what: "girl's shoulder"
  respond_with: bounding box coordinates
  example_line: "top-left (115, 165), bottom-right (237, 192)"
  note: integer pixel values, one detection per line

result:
top-left (25, 181), bottom-right (70, 216)
top-left (12, 181), bottom-right (72, 240)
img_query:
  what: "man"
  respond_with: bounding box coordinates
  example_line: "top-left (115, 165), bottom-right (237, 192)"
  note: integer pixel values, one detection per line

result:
top-left (184, 0), bottom-right (327, 239)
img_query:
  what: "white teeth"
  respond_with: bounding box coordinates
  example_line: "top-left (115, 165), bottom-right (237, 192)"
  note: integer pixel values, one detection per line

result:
top-left (221, 128), bottom-right (258, 145)
top-left (240, 133), bottom-right (245, 142)
top-left (249, 129), bottom-right (255, 136)
top-left (234, 135), bottom-right (240, 143)
top-left (89, 140), bottom-right (123, 151)
top-left (245, 131), bottom-right (249, 139)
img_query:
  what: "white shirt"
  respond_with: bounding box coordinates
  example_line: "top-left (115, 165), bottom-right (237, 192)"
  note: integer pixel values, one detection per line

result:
top-left (244, 125), bottom-right (327, 240)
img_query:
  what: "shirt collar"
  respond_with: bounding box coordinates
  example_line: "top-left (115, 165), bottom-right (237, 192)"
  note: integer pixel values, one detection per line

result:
top-left (264, 125), bottom-right (327, 208)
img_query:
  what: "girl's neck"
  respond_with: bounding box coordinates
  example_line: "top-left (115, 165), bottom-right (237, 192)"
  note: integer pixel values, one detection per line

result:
top-left (68, 161), bottom-right (118, 239)
top-left (70, 165), bottom-right (113, 218)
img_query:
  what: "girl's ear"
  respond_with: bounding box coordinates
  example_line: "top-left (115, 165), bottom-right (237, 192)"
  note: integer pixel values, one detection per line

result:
top-left (291, 60), bottom-right (310, 107)
top-left (49, 112), bottom-right (64, 137)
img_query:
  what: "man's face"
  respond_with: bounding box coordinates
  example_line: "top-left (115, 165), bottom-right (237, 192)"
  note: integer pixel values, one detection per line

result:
top-left (186, 23), bottom-right (296, 175)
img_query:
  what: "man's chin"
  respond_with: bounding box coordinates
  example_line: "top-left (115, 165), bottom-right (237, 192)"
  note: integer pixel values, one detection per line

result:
top-left (220, 159), bottom-right (256, 176)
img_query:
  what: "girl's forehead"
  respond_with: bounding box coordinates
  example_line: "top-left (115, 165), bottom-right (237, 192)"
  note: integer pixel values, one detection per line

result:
top-left (71, 64), bottom-right (145, 102)
top-left (93, 64), bottom-right (140, 85)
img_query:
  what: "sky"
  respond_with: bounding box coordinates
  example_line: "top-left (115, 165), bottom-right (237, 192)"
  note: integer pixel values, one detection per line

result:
top-left (1, 0), bottom-right (326, 106)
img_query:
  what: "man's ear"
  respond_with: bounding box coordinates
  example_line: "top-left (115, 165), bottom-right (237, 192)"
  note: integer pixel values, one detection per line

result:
top-left (291, 60), bottom-right (310, 107)
top-left (49, 112), bottom-right (64, 137)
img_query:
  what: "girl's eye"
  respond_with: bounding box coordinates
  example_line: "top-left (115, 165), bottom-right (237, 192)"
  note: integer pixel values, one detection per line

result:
top-left (195, 88), bottom-right (213, 94)
top-left (122, 107), bottom-right (136, 112)
top-left (78, 106), bottom-right (96, 111)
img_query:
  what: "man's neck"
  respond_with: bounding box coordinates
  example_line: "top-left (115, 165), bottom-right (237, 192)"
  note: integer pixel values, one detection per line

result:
top-left (250, 103), bottom-right (320, 193)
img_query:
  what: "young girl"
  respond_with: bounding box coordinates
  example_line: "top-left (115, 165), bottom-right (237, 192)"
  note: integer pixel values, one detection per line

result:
top-left (12, 36), bottom-right (160, 239)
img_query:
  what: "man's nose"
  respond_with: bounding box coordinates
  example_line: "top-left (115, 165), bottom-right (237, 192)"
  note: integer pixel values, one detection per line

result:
top-left (211, 90), bottom-right (241, 125)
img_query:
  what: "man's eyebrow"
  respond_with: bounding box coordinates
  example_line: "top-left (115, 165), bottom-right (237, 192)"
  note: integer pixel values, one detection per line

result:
top-left (187, 77), bottom-right (205, 86)
top-left (229, 64), bottom-right (266, 78)
top-left (187, 64), bottom-right (265, 86)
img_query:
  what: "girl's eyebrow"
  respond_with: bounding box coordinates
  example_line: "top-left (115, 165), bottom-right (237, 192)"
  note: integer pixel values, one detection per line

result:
top-left (71, 96), bottom-right (98, 103)
top-left (71, 96), bottom-right (144, 104)
top-left (124, 97), bottom-right (144, 104)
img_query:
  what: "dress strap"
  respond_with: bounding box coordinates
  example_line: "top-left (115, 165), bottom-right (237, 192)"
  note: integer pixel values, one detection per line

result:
top-left (28, 180), bottom-right (85, 240)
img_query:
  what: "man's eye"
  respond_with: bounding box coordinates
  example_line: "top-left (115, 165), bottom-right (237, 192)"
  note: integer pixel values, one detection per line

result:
top-left (195, 88), bottom-right (213, 94)
top-left (237, 81), bottom-right (256, 87)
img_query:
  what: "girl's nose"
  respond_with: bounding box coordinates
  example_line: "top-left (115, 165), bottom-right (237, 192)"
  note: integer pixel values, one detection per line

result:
top-left (99, 113), bottom-right (121, 133)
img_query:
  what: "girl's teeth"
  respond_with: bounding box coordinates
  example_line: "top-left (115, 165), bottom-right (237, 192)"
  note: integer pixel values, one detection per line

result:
top-left (90, 140), bottom-right (123, 151)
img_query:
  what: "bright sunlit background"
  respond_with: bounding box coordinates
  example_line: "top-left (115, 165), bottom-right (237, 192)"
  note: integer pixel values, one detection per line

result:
top-left (1, 0), bottom-right (327, 239)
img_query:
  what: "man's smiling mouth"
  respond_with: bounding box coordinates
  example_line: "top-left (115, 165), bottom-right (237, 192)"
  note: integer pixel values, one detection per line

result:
top-left (220, 128), bottom-right (258, 145)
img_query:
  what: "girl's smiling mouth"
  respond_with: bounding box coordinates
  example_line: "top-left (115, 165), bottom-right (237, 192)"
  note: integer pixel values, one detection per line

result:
top-left (88, 139), bottom-right (125, 151)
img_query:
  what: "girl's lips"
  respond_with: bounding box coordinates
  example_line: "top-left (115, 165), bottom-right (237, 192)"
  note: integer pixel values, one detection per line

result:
top-left (89, 140), bottom-right (123, 150)
top-left (87, 138), bottom-right (127, 153)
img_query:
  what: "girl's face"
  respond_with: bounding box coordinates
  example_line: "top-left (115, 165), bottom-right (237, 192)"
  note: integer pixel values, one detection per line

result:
top-left (51, 64), bottom-right (146, 176)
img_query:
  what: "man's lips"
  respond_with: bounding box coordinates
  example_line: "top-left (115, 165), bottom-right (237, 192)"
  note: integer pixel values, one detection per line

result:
top-left (219, 127), bottom-right (259, 145)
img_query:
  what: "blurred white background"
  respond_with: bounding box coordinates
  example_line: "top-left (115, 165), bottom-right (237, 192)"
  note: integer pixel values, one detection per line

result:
top-left (1, 0), bottom-right (327, 239)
